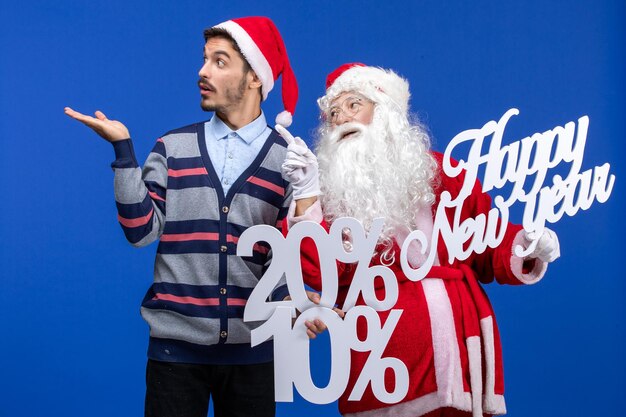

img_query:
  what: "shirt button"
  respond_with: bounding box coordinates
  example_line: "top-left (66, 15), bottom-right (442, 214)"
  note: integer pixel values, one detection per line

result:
top-left (220, 245), bottom-right (227, 253)
top-left (224, 179), bottom-right (230, 185)
top-left (220, 331), bottom-right (228, 339)
top-left (220, 287), bottom-right (227, 295)
top-left (222, 206), bottom-right (229, 213)
top-left (227, 153), bottom-right (233, 159)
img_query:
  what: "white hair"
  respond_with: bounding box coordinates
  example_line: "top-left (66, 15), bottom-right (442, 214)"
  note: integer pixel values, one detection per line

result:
top-left (315, 99), bottom-right (438, 257)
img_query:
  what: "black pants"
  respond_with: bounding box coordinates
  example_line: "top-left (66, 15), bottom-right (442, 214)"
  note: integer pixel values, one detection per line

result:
top-left (145, 359), bottom-right (275, 417)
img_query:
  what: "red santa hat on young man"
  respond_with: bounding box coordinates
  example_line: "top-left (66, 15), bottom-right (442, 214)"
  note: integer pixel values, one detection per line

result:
top-left (209, 16), bottom-right (298, 127)
top-left (318, 62), bottom-right (410, 117)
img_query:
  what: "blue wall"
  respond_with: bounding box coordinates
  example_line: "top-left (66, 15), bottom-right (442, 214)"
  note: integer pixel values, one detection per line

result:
top-left (1, 1), bottom-right (624, 416)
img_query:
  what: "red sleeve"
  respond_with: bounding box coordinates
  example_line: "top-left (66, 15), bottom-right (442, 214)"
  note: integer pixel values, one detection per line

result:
top-left (432, 152), bottom-right (532, 285)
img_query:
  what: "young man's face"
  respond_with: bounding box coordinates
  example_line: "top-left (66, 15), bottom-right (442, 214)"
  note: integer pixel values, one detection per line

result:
top-left (198, 36), bottom-right (253, 114)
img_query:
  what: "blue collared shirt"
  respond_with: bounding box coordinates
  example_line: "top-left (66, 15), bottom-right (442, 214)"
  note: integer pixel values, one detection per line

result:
top-left (204, 112), bottom-right (271, 195)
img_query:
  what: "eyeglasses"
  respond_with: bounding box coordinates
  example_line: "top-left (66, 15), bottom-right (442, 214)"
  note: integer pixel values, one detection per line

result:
top-left (327, 95), bottom-right (372, 124)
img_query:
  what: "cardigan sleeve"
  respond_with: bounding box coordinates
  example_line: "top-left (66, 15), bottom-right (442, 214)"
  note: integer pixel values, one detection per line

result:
top-left (111, 138), bottom-right (167, 247)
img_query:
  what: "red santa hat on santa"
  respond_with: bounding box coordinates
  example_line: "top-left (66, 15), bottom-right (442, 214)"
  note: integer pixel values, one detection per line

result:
top-left (318, 62), bottom-right (411, 117)
top-left (209, 16), bottom-right (298, 127)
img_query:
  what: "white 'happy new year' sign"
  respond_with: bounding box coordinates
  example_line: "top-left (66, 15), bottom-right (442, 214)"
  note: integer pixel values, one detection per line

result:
top-left (237, 108), bottom-right (615, 404)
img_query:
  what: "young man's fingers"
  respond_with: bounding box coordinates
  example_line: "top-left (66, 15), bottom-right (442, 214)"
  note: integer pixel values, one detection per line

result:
top-left (332, 307), bottom-right (346, 318)
top-left (305, 320), bottom-right (323, 337)
top-left (305, 290), bottom-right (321, 304)
top-left (64, 107), bottom-right (92, 123)
top-left (313, 319), bottom-right (327, 332)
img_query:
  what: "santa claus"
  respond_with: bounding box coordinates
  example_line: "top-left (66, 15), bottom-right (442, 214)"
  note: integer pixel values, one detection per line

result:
top-left (278, 63), bottom-right (560, 417)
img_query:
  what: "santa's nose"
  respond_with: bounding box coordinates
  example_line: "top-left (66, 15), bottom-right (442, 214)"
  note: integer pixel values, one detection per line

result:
top-left (334, 112), bottom-right (352, 125)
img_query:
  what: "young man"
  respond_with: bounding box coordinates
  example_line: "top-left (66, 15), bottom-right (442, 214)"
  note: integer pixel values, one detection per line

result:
top-left (280, 63), bottom-right (560, 417)
top-left (65, 16), bottom-right (297, 417)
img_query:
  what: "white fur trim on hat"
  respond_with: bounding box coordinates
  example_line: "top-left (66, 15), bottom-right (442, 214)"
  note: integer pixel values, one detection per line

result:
top-left (275, 110), bottom-right (292, 127)
top-left (214, 20), bottom-right (274, 99)
top-left (319, 66), bottom-right (410, 116)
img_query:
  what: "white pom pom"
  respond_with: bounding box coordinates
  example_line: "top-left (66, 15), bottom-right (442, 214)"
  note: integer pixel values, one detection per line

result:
top-left (275, 111), bottom-right (293, 127)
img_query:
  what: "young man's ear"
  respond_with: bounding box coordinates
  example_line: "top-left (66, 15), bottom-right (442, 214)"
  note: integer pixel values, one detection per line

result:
top-left (248, 70), bottom-right (263, 90)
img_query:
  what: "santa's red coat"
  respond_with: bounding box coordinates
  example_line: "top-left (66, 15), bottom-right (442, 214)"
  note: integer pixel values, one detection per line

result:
top-left (287, 153), bottom-right (546, 417)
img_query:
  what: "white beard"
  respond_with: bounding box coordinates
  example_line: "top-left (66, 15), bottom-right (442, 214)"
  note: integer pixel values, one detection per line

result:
top-left (316, 106), bottom-right (437, 248)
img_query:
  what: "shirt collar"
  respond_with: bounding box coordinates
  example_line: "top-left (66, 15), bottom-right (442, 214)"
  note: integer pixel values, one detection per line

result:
top-left (208, 112), bottom-right (267, 145)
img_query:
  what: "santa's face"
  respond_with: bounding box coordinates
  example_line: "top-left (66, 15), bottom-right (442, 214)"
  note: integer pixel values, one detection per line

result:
top-left (316, 93), bottom-right (436, 248)
top-left (327, 92), bottom-right (375, 136)
top-left (317, 100), bottom-right (406, 233)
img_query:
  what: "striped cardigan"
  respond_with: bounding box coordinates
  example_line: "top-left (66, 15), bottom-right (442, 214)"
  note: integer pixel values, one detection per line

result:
top-left (111, 121), bottom-right (292, 364)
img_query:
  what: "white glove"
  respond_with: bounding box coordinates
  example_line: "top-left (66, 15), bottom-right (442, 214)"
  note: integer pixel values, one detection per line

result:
top-left (524, 227), bottom-right (561, 263)
top-left (276, 124), bottom-right (321, 200)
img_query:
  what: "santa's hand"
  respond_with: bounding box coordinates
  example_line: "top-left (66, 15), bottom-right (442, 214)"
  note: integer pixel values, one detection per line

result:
top-left (304, 307), bottom-right (346, 339)
top-left (276, 124), bottom-right (321, 200)
top-left (302, 291), bottom-right (345, 339)
top-left (524, 227), bottom-right (561, 263)
top-left (284, 291), bottom-right (345, 339)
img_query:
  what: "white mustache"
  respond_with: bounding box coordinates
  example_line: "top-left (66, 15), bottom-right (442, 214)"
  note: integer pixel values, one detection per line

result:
top-left (329, 122), bottom-right (367, 143)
